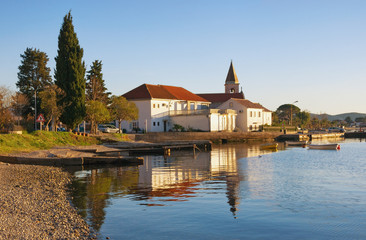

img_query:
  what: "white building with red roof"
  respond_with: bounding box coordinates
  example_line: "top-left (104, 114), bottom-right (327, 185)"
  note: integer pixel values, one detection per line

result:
top-left (218, 98), bottom-right (272, 132)
top-left (122, 84), bottom-right (236, 132)
top-left (197, 61), bottom-right (272, 132)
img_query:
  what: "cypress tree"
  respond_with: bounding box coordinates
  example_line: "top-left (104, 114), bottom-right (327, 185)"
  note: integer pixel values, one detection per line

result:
top-left (86, 60), bottom-right (111, 104)
top-left (54, 11), bottom-right (86, 130)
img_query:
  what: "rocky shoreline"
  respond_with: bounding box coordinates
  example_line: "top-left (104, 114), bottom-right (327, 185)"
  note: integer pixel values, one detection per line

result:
top-left (0, 162), bottom-right (96, 239)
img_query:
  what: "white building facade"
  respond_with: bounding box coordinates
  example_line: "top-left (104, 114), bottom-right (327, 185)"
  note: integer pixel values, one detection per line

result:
top-left (218, 98), bottom-right (272, 132)
top-left (121, 84), bottom-right (236, 132)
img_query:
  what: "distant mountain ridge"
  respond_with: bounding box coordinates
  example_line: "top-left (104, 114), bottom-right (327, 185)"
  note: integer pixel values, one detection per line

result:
top-left (311, 112), bottom-right (366, 121)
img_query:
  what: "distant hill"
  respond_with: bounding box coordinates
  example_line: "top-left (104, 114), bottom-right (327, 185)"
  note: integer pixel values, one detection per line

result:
top-left (311, 112), bottom-right (366, 121)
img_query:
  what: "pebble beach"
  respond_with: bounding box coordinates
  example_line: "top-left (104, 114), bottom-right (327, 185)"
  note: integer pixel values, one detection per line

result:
top-left (0, 162), bottom-right (95, 239)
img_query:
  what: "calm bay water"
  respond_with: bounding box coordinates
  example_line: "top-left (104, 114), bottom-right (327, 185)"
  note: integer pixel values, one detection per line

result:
top-left (69, 139), bottom-right (366, 239)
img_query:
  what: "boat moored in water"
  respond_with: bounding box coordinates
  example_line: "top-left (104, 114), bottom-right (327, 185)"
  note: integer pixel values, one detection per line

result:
top-left (308, 143), bottom-right (340, 150)
top-left (285, 141), bottom-right (308, 147)
top-left (260, 143), bottom-right (278, 150)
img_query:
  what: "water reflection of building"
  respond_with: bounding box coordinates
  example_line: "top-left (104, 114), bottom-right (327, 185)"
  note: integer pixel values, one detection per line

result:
top-left (70, 143), bottom-right (276, 232)
top-left (138, 144), bottom-right (267, 216)
top-left (210, 145), bottom-right (242, 217)
top-left (210, 143), bottom-right (276, 217)
top-left (136, 153), bottom-right (211, 201)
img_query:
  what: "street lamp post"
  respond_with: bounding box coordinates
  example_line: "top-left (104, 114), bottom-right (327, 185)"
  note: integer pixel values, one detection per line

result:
top-left (34, 90), bottom-right (37, 131)
top-left (290, 101), bottom-right (298, 126)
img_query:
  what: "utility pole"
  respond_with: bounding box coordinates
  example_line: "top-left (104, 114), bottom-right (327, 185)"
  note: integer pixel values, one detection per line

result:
top-left (34, 90), bottom-right (37, 131)
top-left (290, 100), bottom-right (298, 126)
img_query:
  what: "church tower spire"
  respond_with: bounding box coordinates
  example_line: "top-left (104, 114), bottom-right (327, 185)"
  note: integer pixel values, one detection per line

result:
top-left (225, 61), bottom-right (240, 94)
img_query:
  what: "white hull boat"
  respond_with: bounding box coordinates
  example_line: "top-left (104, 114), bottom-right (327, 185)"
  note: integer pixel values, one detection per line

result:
top-left (308, 144), bottom-right (340, 150)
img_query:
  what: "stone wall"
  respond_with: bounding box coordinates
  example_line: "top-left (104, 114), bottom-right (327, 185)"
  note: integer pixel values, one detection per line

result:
top-left (135, 132), bottom-right (282, 143)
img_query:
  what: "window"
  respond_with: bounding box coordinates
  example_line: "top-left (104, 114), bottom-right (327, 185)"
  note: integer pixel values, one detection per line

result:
top-left (190, 103), bottom-right (195, 110)
top-left (249, 125), bottom-right (253, 130)
top-left (229, 102), bottom-right (233, 107)
top-left (157, 122), bottom-right (160, 126)
top-left (132, 121), bottom-right (139, 129)
top-left (157, 104), bottom-right (160, 108)
top-left (230, 88), bottom-right (235, 93)
top-left (250, 111), bottom-right (252, 117)
top-left (162, 103), bottom-right (166, 107)
top-left (153, 122), bottom-right (156, 126)
top-left (153, 104), bottom-right (156, 108)
top-left (259, 112), bottom-right (261, 117)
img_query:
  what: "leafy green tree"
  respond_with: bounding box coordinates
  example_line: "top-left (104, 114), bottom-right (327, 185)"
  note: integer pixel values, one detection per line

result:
top-left (86, 60), bottom-right (110, 104)
top-left (271, 112), bottom-right (279, 126)
top-left (296, 111), bottom-right (310, 129)
top-left (276, 104), bottom-right (300, 125)
top-left (320, 118), bottom-right (330, 128)
top-left (110, 96), bottom-right (138, 132)
top-left (310, 117), bottom-right (320, 129)
top-left (86, 100), bottom-right (111, 133)
top-left (17, 48), bottom-right (52, 116)
top-left (38, 85), bottom-right (64, 131)
top-left (54, 11), bottom-right (86, 130)
top-left (344, 116), bottom-right (353, 125)
top-left (355, 117), bottom-right (366, 123)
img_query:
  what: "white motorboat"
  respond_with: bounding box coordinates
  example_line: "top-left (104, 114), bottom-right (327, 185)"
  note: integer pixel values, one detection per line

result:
top-left (308, 144), bottom-right (340, 150)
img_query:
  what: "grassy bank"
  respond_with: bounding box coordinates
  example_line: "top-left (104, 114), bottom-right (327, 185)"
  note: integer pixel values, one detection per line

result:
top-left (0, 131), bottom-right (101, 154)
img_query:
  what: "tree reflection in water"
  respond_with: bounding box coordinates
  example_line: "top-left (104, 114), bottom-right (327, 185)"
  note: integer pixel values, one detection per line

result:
top-left (69, 166), bottom-right (140, 231)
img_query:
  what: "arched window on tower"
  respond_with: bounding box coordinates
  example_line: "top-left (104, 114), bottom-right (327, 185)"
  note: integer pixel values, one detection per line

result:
top-left (230, 88), bottom-right (235, 93)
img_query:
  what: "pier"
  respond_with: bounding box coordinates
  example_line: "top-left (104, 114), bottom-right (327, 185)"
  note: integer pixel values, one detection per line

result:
top-left (0, 140), bottom-right (211, 167)
top-left (103, 140), bottom-right (212, 156)
top-left (344, 132), bottom-right (366, 138)
top-left (275, 132), bottom-right (345, 142)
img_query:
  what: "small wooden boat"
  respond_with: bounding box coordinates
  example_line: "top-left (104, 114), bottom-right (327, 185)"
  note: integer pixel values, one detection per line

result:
top-left (285, 141), bottom-right (308, 147)
top-left (260, 143), bottom-right (278, 150)
top-left (308, 144), bottom-right (340, 150)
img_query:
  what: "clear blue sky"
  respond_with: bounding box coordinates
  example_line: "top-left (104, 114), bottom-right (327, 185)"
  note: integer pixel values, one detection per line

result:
top-left (1, 0), bottom-right (365, 115)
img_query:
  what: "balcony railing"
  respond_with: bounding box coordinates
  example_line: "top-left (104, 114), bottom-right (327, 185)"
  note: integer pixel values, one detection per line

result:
top-left (152, 109), bottom-right (211, 119)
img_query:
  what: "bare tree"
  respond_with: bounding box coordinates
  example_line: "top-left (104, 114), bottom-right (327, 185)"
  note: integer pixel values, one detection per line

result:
top-left (11, 92), bottom-right (29, 126)
top-left (0, 86), bottom-right (14, 131)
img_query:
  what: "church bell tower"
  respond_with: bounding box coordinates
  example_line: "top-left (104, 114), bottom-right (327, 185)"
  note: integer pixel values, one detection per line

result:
top-left (225, 61), bottom-right (240, 94)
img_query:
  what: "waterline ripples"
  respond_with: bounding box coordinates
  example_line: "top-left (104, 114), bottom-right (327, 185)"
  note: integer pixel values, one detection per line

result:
top-left (70, 140), bottom-right (366, 239)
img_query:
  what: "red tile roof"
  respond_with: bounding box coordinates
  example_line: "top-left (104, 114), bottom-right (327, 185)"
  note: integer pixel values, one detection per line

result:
top-left (232, 98), bottom-right (271, 112)
top-left (123, 84), bottom-right (209, 102)
top-left (197, 93), bottom-right (244, 103)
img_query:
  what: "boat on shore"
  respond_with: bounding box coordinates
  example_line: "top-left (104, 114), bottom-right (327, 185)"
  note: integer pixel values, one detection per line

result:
top-left (260, 143), bottom-right (278, 150)
top-left (285, 141), bottom-right (308, 147)
top-left (308, 143), bottom-right (340, 150)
